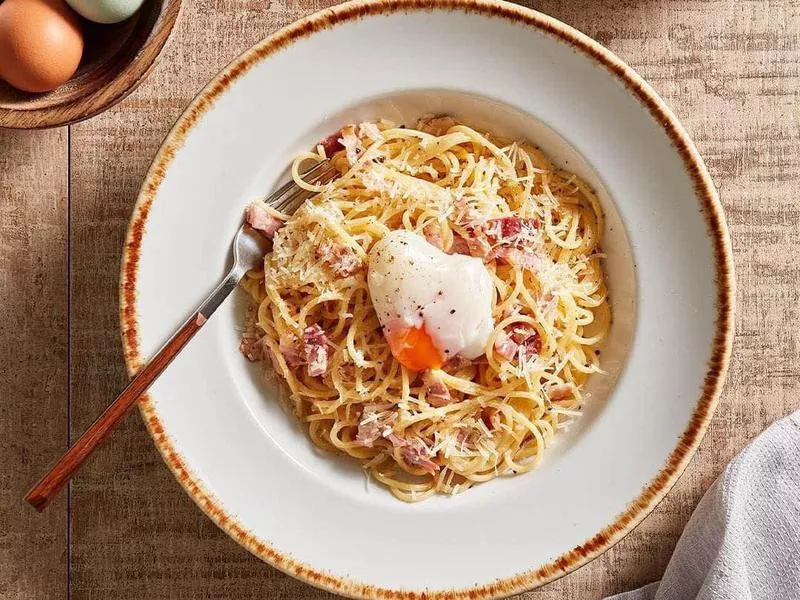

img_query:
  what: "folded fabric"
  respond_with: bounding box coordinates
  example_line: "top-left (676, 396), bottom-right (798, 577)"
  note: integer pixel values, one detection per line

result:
top-left (607, 411), bottom-right (800, 600)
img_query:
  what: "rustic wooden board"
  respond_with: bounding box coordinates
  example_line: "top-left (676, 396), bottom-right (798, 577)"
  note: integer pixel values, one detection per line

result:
top-left (0, 129), bottom-right (68, 599)
top-left (5, 0), bottom-right (797, 598)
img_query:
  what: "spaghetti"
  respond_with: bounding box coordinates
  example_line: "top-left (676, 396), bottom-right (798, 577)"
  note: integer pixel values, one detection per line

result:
top-left (240, 117), bottom-right (610, 501)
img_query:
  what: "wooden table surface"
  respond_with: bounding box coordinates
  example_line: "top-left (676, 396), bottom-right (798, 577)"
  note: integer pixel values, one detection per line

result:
top-left (2, 0), bottom-right (798, 598)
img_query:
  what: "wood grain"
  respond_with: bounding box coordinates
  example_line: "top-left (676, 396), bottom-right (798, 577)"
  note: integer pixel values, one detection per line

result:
top-left (1, 0), bottom-right (798, 598)
top-left (0, 128), bottom-right (68, 598)
top-left (25, 313), bottom-right (205, 512)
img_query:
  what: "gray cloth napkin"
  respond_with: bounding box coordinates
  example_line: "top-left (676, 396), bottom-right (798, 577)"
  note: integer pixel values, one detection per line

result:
top-left (607, 411), bottom-right (800, 600)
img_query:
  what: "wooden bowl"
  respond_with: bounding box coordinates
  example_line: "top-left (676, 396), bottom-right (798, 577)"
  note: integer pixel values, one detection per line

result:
top-left (0, 0), bottom-right (181, 129)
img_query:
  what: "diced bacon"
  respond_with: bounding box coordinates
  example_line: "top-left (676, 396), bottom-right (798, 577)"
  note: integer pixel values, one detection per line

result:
top-left (485, 216), bottom-right (540, 242)
top-left (305, 345), bottom-right (327, 377)
top-left (467, 237), bottom-right (491, 258)
top-left (455, 429), bottom-right (470, 446)
top-left (335, 255), bottom-right (360, 277)
top-left (481, 407), bottom-right (501, 431)
top-left (509, 324), bottom-right (538, 345)
top-left (422, 370), bottom-right (452, 407)
top-left (357, 420), bottom-right (380, 447)
top-left (451, 195), bottom-right (476, 226)
top-left (548, 384), bottom-right (574, 402)
top-left (356, 406), bottom-right (381, 448)
top-left (494, 330), bottom-right (519, 361)
top-left (245, 204), bottom-right (284, 238)
top-left (521, 331), bottom-right (542, 356)
top-left (444, 354), bottom-right (472, 370)
top-left (486, 217), bottom-right (520, 240)
top-left (455, 214), bottom-right (542, 261)
top-left (399, 438), bottom-right (439, 475)
top-left (448, 233), bottom-right (472, 256)
top-left (417, 115), bottom-right (457, 136)
top-left (487, 245), bottom-right (510, 262)
top-left (489, 246), bottom-right (541, 270)
top-left (303, 324), bottom-right (330, 377)
top-left (386, 432), bottom-right (407, 448)
top-left (423, 224), bottom-right (445, 251)
top-left (279, 334), bottom-right (303, 368)
top-left (303, 324), bottom-right (328, 347)
top-left (357, 406), bottom-right (398, 448)
top-left (494, 324), bottom-right (541, 363)
top-left (455, 428), bottom-right (480, 450)
top-left (318, 131), bottom-right (343, 157)
top-left (239, 335), bottom-right (265, 362)
top-left (470, 354), bottom-right (489, 366)
top-left (316, 239), bottom-right (361, 277)
top-left (464, 228), bottom-right (492, 258)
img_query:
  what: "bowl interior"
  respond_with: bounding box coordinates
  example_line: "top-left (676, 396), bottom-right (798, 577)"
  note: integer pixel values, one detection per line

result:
top-left (0, 0), bottom-right (177, 126)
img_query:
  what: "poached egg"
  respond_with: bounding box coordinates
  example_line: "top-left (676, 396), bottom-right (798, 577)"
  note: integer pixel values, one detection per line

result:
top-left (367, 230), bottom-right (495, 370)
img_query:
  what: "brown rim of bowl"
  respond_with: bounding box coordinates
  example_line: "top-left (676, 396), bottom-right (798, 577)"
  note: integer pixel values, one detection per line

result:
top-left (0, 1), bottom-right (182, 129)
top-left (119, 0), bottom-right (735, 598)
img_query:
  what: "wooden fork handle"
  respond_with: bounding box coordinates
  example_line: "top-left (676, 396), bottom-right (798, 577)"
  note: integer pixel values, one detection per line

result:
top-left (25, 312), bottom-right (207, 511)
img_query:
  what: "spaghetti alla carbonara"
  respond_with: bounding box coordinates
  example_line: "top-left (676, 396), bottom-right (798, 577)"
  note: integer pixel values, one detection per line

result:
top-left (239, 117), bottom-right (610, 502)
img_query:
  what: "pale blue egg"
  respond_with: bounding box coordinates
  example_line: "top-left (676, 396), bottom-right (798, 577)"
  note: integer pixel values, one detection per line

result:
top-left (65, 0), bottom-right (145, 24)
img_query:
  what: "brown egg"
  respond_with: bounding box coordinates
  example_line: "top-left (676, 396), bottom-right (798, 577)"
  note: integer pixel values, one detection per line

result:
top-left (0, 0), bottom-right (84, 93)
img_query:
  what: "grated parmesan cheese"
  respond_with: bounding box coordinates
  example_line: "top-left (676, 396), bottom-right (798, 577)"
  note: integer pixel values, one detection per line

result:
top-left (340, 131), bottom-right (364, 166)
top-left (358, 121), bottom-right (383, 142)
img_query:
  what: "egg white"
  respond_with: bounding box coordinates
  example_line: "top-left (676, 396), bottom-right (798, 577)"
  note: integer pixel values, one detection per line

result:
top-left (367, 230), bottom-right (495, 360)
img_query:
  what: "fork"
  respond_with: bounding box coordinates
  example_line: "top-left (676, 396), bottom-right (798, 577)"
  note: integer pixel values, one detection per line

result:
top-left (25, 160), bottom-right (337, 511)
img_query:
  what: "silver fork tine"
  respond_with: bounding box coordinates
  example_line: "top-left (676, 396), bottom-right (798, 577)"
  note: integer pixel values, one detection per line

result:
top-left (265, 160), bottom-right (332, 208)
top-left (274, 173), bottom-right (336, 215)
top-left (273, 166), bottom-right (338, 213)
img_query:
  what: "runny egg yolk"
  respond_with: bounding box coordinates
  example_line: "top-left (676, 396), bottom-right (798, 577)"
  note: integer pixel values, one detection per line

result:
top-left (367, 230), bottom-right (495, 371)
top-left (383, 324), bottom-right (444, 372)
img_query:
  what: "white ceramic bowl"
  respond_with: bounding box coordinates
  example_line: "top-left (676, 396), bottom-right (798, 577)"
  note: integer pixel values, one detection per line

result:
top-left (120, 1), bottom-right (734, 597)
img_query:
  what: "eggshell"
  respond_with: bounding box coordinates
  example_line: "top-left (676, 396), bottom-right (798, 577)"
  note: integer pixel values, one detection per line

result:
top-left (64, 0), bottom-right (145, 24)
top-left (0, 0), bottom-right (84, 93)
